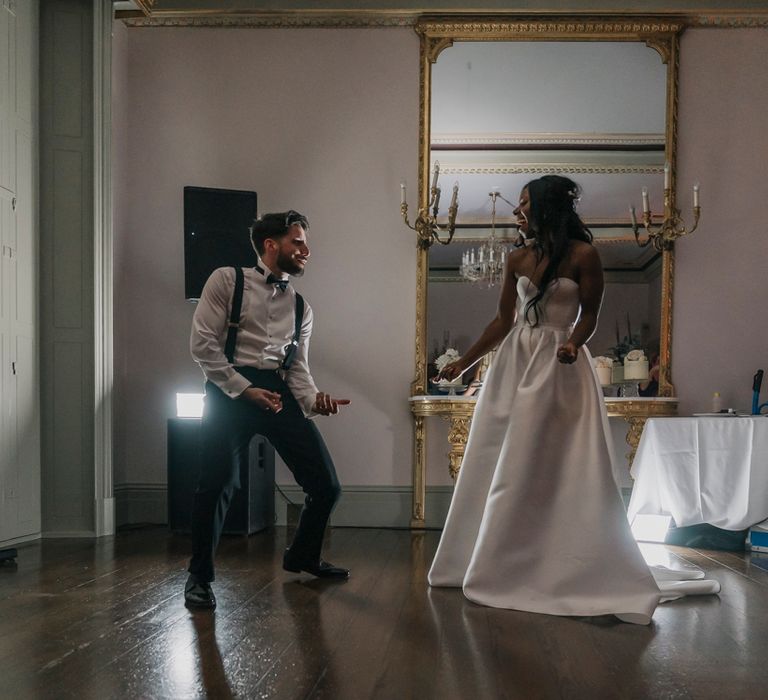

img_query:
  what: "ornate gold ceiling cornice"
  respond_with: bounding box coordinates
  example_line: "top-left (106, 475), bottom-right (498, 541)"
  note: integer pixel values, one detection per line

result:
top-left (119, 10), bottom-right (418, 28)
top-left (117, 9), bottom-right (768, 29)
top-left (416, 17), bottom-right (687, 39)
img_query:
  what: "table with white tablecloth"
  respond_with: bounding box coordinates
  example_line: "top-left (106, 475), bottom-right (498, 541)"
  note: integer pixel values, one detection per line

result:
top-left (627, 416), bottom-right (768, 531)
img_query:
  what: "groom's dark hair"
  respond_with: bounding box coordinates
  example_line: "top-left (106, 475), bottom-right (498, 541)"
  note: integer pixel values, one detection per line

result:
top-left (250, 210), bottom-right (309, 255)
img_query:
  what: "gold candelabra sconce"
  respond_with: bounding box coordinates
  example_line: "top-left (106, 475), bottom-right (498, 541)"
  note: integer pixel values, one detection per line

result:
top-left (400, 161), bottom-right (459, 249)
top-left (630, 163), bottom-right (701, 252)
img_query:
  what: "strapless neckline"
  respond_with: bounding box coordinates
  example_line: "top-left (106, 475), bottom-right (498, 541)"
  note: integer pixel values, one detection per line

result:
top-left (517, 275), bottom-right (578, 291)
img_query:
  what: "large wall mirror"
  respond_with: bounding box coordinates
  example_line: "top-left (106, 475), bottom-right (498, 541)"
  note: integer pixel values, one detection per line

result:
top-left (409, 18), bottom-right (685, 526)
top-left (428, 40), bottom-right (666, 381)
top-left (413, 18), bottom-right (686, 398)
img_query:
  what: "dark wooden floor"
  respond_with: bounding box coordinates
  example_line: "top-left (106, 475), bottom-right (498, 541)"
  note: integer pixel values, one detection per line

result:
top-left (2, 527), bottom-right (767, 700)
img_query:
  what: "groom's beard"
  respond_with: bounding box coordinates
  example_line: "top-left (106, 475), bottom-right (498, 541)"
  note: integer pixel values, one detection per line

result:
top-left (277, 250), bottom-right (305, 277)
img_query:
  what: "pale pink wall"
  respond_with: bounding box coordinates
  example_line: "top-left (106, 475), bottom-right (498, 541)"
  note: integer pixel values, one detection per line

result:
top-left (675, 29), bottom-right (768, 415)
top-left (112, 26), bottom-right (419, 488)
top-left (111, 25), bottom-right (768, 500)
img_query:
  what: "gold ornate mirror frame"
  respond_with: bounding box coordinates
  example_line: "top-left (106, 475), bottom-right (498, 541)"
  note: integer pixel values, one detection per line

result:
top-left (409, 16), bottom-right (686, 528)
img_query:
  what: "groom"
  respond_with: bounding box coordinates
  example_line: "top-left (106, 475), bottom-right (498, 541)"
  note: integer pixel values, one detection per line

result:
top-left (185, 210), bottom-right (350, 610)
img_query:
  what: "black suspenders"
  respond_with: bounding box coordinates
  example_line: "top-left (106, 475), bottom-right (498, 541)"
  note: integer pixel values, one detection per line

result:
top-left (224, 267), bottom-right (304, 369)
top-left (282, 293), bottom-right (305, 370)
top-left (224, 267), bottom-right (245, 364)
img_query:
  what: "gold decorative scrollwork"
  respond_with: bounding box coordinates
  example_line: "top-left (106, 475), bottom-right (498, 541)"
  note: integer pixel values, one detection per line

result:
top-left (444, 416), bottom-right (471, 481)
top-left (415, 19), bottom-right (685, 41)
top-left (411, 414), bottom-right (426, 527)
top-left (624, 417), bottom-right (647, 467)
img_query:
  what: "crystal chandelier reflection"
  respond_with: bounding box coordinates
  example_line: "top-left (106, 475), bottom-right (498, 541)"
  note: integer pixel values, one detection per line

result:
top-left (459, 190), bottom-right (515, 286)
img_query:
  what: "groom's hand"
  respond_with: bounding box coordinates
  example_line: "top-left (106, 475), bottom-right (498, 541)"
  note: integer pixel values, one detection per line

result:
top-left (241, 387), bottom-right (283, 413)
top-left (313, 392), bottom-right (351, 416)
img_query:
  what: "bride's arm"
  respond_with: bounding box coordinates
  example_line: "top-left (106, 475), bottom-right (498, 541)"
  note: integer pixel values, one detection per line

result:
top-left (557, 244), bottom-right (604, 364)
top-left (437, 256), bottom-right (519, 380)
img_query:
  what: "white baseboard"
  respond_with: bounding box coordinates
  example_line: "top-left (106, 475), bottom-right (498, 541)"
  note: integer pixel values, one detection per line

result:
top-left (114, 483), bottom-right (454, 530)
top-left (0, 532), bottom-right (41, 549)
top-left (115, 483), bottom-right (167, 527)
top-left (274, 485), bottom-right (453, 529)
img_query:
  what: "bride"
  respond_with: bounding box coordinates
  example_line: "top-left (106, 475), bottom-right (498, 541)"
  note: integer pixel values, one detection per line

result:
top-left (428, 175), bottom-right (718, 624)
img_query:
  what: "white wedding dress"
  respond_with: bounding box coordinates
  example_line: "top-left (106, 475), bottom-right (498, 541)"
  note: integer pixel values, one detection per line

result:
top-left (428, 275), bottom-right (719, 624)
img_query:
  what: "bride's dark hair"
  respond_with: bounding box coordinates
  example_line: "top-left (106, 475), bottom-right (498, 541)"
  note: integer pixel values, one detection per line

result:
top-left (524, 175), bottom-right (593, 325)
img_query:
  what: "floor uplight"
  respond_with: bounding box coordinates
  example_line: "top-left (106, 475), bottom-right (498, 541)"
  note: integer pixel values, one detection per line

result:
top-left (176, 393), bottom-right (204, 418)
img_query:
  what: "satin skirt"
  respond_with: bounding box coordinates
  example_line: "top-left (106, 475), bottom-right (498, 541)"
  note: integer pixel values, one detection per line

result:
top-left (428, 324), bottom-right (718, 625)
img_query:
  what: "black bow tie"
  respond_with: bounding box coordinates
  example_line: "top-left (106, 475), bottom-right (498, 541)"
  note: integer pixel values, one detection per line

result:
top-left (266, 273), bottom-right (289, 292)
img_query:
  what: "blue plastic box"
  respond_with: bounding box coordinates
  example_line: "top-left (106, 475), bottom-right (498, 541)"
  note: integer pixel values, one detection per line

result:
top-left (748, 523), bottom-right (768, 552)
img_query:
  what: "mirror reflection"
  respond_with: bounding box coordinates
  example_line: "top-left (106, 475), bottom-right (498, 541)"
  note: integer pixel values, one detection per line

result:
top-left (426, 41), bottom-right (667, 395)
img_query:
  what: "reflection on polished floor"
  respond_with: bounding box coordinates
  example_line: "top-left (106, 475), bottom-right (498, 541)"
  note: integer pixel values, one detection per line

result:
top-left (2, 527), bottom-right (766, 699)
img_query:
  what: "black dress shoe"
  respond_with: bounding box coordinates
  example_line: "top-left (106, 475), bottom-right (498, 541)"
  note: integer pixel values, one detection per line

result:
top-left (184, 574), bottom-right (217, 609)
top-left (283, 553), bottom-right (350, 579)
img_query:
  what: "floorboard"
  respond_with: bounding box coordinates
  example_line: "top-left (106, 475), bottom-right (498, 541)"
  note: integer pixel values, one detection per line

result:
top-left (2, 527), bottom-right (767, 699)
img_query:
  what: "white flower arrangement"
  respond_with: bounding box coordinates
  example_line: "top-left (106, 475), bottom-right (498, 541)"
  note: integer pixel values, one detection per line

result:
top-left (435, 348), bottom-right (463, 385)
top-left (593, 356), bottom-right (615, 369)
top-left (593, 355), bottom-right (615, 386)
top-left (435, 347), bottom-right (461, 372)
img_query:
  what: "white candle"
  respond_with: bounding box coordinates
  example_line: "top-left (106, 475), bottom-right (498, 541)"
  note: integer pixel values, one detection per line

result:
top-left (642, 187), bottom-right (650, 214)
top-left (693, 182), bottom-right (700, 207)
top-left (400, 182), bottom-right (406, 205)
top-left (470, 250), bottom-right (475, 264)
top-left (629, 205), bottom-right (638, 229)
top-left (450, 182), bottom-right (459, 208)
top-left (489, 248), bottom-right (494, 262)
top-left (431, 161), bottom-right (440, 191)
top-left (664, 162), bottom-right (670, 190)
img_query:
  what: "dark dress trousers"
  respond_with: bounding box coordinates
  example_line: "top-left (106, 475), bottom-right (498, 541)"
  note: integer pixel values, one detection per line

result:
top-left (188, 366), bottom-right (341, 583)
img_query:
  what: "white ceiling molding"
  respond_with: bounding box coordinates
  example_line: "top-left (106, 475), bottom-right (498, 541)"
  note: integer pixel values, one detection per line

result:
top-left (432, 132), bottom-right (666, 148)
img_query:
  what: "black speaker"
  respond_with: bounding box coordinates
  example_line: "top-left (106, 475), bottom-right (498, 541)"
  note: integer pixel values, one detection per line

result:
top-left (183, 186), bottom-right (258, 301)
top-left (167, 418), bottom-right (275, 535)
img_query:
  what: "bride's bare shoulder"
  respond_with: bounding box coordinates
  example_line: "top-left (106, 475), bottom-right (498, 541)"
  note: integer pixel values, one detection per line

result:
top-left (506, 246), bottom-right (535, 273)
top-left (570, 240), bottom-right (602, 265)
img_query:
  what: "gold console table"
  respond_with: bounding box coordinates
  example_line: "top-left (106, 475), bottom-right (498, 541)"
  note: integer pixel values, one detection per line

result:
top-left (604, 397), bottom-right (679, 464)
top-left (409, 395), bottom-right (677, 529)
